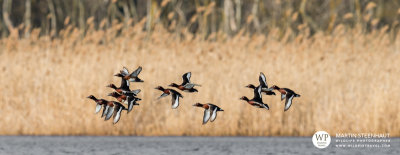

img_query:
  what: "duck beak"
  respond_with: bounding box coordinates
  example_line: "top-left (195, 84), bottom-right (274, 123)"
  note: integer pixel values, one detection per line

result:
top-left (107, 93), bottom-right (112, 96)
top-left (86, 96), bottom-right (91, 98)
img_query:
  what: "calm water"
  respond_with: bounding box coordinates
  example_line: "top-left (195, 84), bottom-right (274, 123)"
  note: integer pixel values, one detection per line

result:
top-left (0, 136), bottom-right (398, 155)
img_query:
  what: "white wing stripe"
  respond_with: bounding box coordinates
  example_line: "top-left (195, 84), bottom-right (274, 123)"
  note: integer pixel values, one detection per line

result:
top-left (113, 108), bottom-right (122, 124)
top-left (203, 109), bottom-right (211, 124)
top-left (95, 104), bottom-right (102, 114)
top-left (171, 95), bottom-right (180, 109)
top-left (285, 95), bottom-right (294, 111)
top-left (210, 108), bottom-right (218, 122)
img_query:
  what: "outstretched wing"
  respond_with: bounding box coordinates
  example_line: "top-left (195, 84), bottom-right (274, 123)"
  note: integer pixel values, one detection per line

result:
top-left (120, 67), bottom-right (129, 76)
top-left (157, 93), bottom-right (169, 99)
top-left (203, 109), bottom-right (211, 124)
top-left (127, 97), bottom-right (136, 113)
top-left (284, 93), bottom-right (295, 111)
top-left (130, 66), bottom-right (142, 77)
top-left (253, 86), bottom-right (262, 101)
top-left (95, 104), bottom-right (102, 114)
top-left (261, 103), bottom-right (269, 110)
top-left (171, 93), bottom-right (180, 109)
top-left (281, 93), bottom-right (286, 101)
top-left (113, 106), bottom-right (123, 124)
top-left (259, 72), bottom-right (268, 88)
top-left (130, 89), bottom-right (141, 95)
top-left (210, 108), bottom-right (218, 122)
top-left (105, 106), bottom-right (114, 121)
top-left (181, 72), bottom-right (191, 85)
top-left (101, 105), bottom-right (108, 118)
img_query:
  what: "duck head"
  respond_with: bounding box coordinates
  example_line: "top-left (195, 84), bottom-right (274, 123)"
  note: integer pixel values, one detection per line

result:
top-left (106, 84), bottom-right (117, 89)
top-left (240, 96), bottom-right (249, 102)
top-left (271, 85), bottom-right (280, 90)
top-left (245, 84), bottom-right (256, 89)
top-left (114, 73), bottom-right (124, 77)
top-left (87, 95), bottom-right (96, 100)
top-left (155, 86), bottom-right (165, 91)
top-left (193, 103), bottom-right (203, 107)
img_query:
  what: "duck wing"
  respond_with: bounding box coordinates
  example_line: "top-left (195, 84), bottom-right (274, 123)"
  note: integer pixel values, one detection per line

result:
top-left (157, 93), bottom-right (169, 99)
top-left (281, 93), bottom-right (286, 101)
top-left (181, 72), bottom-right (191, 86)
top-left (113, 107), bottom-right (123, 124)
top-left (259, 72), bottom-right (269, 88)
top-left (261, 103), bottom-right (270, 110)
top-left (101, 104), bottom-right (108, 118)
top-left (203, 109), bottom-right (211, 124)
top-left (95, 104), bottom-right (102, 114)
top-left (171, 93), bottom-right (180, 109)
top-left (120, 67), bottom-right (129, 76)
top-left (209, 107), bottom-right (218, 122)
top-left (113, 103), bottom-right (126, 124)
top-left (130, 66), bottom-right (142, 77)
top-left (252, 86), bottom-right (263, 102)
top-left (284, 93), bottom-right (295, 111)
top-left (105, 105), bottom-right (114, 121)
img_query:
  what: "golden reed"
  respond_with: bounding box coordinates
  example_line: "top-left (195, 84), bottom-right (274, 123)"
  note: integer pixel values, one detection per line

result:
top-left (0, 24), bottom-right (399, 136)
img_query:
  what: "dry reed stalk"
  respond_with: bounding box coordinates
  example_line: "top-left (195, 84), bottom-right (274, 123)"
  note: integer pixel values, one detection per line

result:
top-left (0, 24), bottom-right (399, 136)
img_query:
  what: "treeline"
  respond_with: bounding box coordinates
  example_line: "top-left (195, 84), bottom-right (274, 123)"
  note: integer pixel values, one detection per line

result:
top-left (1, 0), bottom-right (400, 38)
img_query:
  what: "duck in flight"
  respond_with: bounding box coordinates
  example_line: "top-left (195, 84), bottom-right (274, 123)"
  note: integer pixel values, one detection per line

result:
top-left (87, 95), bottom-right (108, 115)
top-left (193, 103), bottom-right (224, 124)
top-left (106, 84), bottom-right (141, 96)
top-left (245, 72), bottom-right (275, 96)
top-left (108, 92), bottom-right (141, 113)
top-left (155, 86), bottom-right (183, 109)
top-left (111, 102), bottom-right (128, 124)
top-left (271, 85), bottom-right (300, 111)
top-left (240, 86), bottom-right (269, 110)
top-left (114, 66), bottom-right (144, 86)
top-left (169, 72), bottom-right (200, 92)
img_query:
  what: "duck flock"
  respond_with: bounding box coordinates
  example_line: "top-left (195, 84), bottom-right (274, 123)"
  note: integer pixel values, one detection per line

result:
top-left (88, 66), bottom-right (300, 125)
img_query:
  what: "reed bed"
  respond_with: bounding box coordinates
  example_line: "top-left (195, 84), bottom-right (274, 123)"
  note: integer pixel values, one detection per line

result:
top-left (0, 23), bottom-right (399, 136)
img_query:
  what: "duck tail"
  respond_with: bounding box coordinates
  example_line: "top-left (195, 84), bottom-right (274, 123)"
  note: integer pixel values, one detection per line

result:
top-left (295, 94), bottom-right (301, 97)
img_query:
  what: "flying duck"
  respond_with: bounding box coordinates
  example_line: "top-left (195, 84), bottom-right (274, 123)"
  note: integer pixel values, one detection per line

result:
top-left (108, 92), bottom-right (141, 113)
top-left (111, 102), bottom-right (128, 124)
top-left (155, 86), bottom-right (184, 109)
top-left (271, 85), bottom-right (300, 111)
top-left (114, 66), bottom-right (144, 85)
top-left (193, 103), bottom-right (224, 124)
top-left (103, 100), bottom-right (117, 121)
top-left (87, 95), bottom-right (108, 114)
top-left (169, 72), bottom-right (200, 92)
top-left (245, 72), bottom-right (275, 95)
top-left (106, 84), bottom-right (141, 96)
top-left (240, 86), bottom-right (269, 110)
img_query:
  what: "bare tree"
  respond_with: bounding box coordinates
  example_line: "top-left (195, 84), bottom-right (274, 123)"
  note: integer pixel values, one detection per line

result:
top-left (24, 0), bottom-right (32, 38)
top-left (2, 0), bottom-right (14, 33)
top-left (48, 0), bottom-right (57, 37)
